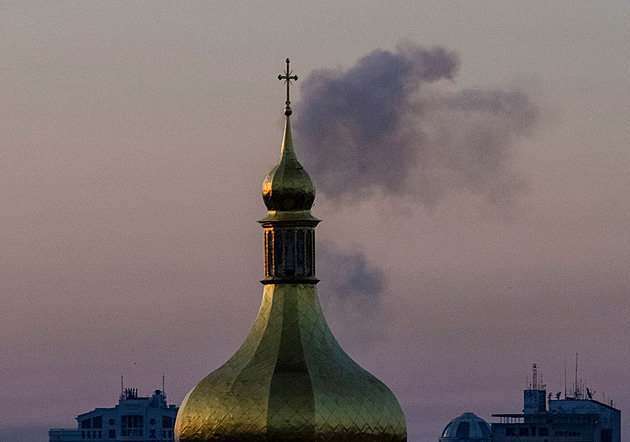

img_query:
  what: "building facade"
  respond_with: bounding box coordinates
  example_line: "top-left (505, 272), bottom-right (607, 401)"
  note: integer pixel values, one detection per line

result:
top-left (492, 386), bottom-right (620, 442)
top-left (50, 388), bottom-right (178, 442)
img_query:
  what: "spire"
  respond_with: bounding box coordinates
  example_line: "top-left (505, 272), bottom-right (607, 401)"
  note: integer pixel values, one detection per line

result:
top-left (262, 60), bottom-right (315, 214)
top-left (261, 60), bottom-right (318, 282)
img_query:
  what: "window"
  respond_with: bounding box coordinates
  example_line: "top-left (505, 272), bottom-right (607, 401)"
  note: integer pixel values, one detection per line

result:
top-left (108, 429), bottom-right (115, 439)
top-left (305, 231), bottom-right (314, 275)
top-left (108, 419), bottom-right (115, 426)
top-left (602, 429), bottom-right (613, 442)
top-left (162, 416), bottom-right (173, 428)
top-left (295, 229), bottom-right (305, 275)
top-left (121, 415), bottom-right (144, 437)
top-left (80, 417), bottom-right (103, 430)
top-left (285, 230), bottom-right (295, 274)
top-left (265, 231), bottom-right (273, 275)
top-left (455, 422), bottom-right (469, 438)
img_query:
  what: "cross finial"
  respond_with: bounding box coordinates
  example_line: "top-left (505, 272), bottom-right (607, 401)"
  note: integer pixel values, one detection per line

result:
top-left (278, 58), bottom-right (298, 116)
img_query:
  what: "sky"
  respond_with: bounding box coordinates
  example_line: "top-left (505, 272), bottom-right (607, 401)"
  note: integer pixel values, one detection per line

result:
top-left (0, 1), bottom-right (629, 440)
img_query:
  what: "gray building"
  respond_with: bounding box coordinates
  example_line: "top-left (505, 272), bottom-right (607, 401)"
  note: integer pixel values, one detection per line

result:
top-left (49, 388), bottom-right (178, 442)
top-left (492, 366), bottom-right (620, 442)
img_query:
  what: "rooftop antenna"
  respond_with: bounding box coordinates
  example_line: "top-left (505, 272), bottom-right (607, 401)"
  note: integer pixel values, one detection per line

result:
top-left (574, 353), bottom-right (579, 399)
top-left (162, 373), bottom-right (165, 396)
top-left (532, 363), bottom-right (538, 390)
top-left (564, 356), bottom-right (567, 398)
top-left (120, 374), bottom-right (124, 398)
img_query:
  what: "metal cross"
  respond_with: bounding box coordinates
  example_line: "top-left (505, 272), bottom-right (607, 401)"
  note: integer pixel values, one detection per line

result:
top-left (278, 58), bottom-right (298, 112)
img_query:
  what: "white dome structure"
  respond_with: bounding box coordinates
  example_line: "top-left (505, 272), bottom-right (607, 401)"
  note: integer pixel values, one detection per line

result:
top-left (439, 412), bottom-right (491, 442)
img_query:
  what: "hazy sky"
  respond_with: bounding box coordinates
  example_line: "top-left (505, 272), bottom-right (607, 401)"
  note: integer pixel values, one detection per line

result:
top-left (1, 2), bottom-right (629, 441)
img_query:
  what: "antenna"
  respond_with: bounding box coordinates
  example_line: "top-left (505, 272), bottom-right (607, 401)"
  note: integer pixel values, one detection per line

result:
top-left (121, 374), bottom-right (124, 397)
top-left (532, 363), bottom-right (538, 390)
top-left (575, 353), bottom-right (579, 398)
top-left (564, 356), bottom-right (567, 398)
top-left (162, 373), bottom-right (165, 395)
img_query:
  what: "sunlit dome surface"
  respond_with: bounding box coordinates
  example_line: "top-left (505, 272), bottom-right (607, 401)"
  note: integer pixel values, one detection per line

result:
top-left (439, 412), bottom-right (491, 441)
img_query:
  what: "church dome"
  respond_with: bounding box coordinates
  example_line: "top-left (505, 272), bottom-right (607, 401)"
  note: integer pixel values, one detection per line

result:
top-left (175, 284), bottom-right (407, 441)
top-left (262, 117), bottom-right (315, 212)
top-left (175, 59), bottom-right (406, 442)
top-left (439, 413), bottom-right (491, 441)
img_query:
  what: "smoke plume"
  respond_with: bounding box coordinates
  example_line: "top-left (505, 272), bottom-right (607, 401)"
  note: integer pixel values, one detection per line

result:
top-left (294, 42), bottom-right (539, 205)
top-left (317, 242), bottom-right (386, 310)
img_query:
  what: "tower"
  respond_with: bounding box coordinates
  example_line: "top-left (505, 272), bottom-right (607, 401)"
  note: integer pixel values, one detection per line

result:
top-left (174, 59), bottom-right (407, 441)
top-left (523, 363), bottom-right (546, 414)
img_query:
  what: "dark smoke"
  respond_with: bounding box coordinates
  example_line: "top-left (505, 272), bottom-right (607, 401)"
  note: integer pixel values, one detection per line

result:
top-left (316, 242), bottom-right (389, 345)
top-left (294, 42), bottom-right (538, 205)
top-left (317, 242), bottom-right (386, 310)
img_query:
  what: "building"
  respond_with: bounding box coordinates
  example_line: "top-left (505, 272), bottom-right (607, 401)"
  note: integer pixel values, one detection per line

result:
top-left (492, 365), bottom-right (620, 442)
top-left (174, 59), bottom-right (407, 440)
top-left (49, 388), bottom-right (178, 442)
top-left (439, 412), bottom-right (492, 442)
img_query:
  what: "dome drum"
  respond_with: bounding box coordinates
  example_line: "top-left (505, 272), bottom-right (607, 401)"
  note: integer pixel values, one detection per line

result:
top-left (262, 226), bottom-right (317, 283)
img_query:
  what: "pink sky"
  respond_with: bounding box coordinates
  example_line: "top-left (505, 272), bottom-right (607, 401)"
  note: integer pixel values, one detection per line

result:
top-left (1, 2), bottom-right (629, 441)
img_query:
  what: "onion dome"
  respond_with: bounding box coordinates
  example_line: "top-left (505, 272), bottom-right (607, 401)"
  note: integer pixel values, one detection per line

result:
top-left (174, 283), bottom-right (407, 441)
top-left (439, 413), bottom-right (491, 442)
top-left (262, 116), bottom-right (315, 212)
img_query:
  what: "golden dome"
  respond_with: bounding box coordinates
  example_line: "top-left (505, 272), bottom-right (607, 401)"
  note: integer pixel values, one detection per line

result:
top-left (175, 284), bottom-right (407, 441)
top-left (262, 116), bottom-right (315, 212)
top-left (175, 60), bottom-right (407, 441)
